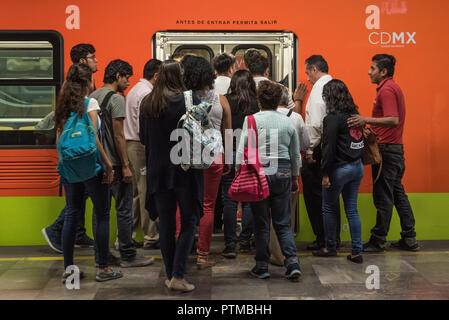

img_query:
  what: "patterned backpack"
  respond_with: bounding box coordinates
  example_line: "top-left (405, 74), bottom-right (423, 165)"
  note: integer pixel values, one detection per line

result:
top-left (177, 90), bottom-right (223, 170)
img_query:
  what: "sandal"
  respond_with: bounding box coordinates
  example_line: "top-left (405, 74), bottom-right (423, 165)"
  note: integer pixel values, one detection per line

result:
top-left (196, 254), bottom-right (216, 270)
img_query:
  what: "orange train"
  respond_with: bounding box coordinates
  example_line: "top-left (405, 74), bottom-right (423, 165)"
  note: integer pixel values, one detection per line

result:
top-left (0, 0), bottom-right (448, 244)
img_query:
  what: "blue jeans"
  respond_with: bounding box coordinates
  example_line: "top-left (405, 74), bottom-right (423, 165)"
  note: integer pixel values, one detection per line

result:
top-left (250, 160), bottom-right (299, 269)
top-left (47, 192), bottom-right (92, 242)
top-left (323, 159), bottom-right (364, 255)
top-left (62, 175), bottom-right (110, 269)
top-left (221, 156), bottom-right (254, 247)
top-left (153, 186), bottom-right (199, 279)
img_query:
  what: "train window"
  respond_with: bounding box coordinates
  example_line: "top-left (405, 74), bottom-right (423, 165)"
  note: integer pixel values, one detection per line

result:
top-left (172, 45), bottom-right (215, 62)
top-left (154, 31), bottom-right (297, 90)
top-left (231, 45), bottom-right (273, 78)
top-left (0, 41), bottom-right (53, 80)
top-left (0, 31), bottom-right (63, 145)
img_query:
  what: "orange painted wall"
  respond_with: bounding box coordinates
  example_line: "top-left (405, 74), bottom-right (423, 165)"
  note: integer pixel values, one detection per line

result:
top-left (1, 0), bottom-right (448, 194)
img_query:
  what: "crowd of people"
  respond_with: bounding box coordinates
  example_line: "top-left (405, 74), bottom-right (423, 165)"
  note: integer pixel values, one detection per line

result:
top-left (41, 43), bottom-right (419, 292)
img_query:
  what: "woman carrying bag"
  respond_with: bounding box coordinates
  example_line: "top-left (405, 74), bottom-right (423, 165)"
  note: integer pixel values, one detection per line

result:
top-left (233, 80), bottom-right (301, 281)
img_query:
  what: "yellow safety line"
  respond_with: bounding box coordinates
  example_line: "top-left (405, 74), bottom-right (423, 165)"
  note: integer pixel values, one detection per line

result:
top-left (0, 251), bottom-right (448, 262)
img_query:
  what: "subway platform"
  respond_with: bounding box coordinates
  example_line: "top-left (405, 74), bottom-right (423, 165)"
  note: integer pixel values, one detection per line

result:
top-left (0, 236), bottom-right (448, 300)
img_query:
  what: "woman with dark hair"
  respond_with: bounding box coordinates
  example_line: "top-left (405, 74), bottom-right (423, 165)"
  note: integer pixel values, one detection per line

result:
top-left (180, 55), bottom-right (232, 269)
top-left (139, 60), bottom-right (202, 292)
top-left (55, 63), bottom-right (121, 282)
top-left (312, 79), bottom-right (365, 263)
top-left (221, 69), bottom-right (258, 258)
top-left (236, 80), bottom-right (301, 281)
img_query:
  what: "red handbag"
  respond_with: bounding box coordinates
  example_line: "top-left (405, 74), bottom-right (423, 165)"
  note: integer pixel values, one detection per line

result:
top-left (228, 115), bottom-right (270, 202)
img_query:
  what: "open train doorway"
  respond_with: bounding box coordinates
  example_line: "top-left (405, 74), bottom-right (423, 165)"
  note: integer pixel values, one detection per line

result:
top-left (153, 31), bottom-right (298, 91)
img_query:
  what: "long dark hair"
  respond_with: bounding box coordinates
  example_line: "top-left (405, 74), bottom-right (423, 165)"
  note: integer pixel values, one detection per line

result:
top-left (55, 63), bottom-right (92, 131)
top-left (322, 79), bottom-right (358, 114)
top-left (227, 69), bottom-right (257, 114)
top-left (140, 60), bottom-right (186, 118)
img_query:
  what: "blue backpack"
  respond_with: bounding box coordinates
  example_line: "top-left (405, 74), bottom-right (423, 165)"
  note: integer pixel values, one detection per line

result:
top-left (57, 97), bottom-right (101, 183)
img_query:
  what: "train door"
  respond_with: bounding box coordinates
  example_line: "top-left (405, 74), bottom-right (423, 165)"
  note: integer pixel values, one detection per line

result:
top-left (0, 30), bottom-right (63, 196)
top-left (153, 31), bottom-right (297, 91)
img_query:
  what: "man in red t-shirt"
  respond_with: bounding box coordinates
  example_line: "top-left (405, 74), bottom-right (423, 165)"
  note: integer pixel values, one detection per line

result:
top-left (347, 54), bottom-right (418, 252)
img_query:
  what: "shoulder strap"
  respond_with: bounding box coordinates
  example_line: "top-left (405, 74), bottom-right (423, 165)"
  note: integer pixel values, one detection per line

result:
top-left (183, 90), bottom-right (193, 111)
top-left (99, 91), bottom-right (116, 113)
top-left (287, 109), bottom-right (293, 117)
top-left (84, 97), bottom-right (91, 113)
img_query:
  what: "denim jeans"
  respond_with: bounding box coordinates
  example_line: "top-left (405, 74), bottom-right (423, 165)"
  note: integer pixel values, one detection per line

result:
top-left (110, 166), bottom-right (136, 261)
top-left (221, 153), bottom-right (254, 247)
top-left (370, 144), bottom-right (416, 245)
top-left (322, 159), bottom-right (364, 255)
top-left (153, 186), bottom-right (199, 279)
top-left (301, 146), bottom-right (341, 246)
top-left (62, 174), bottom-right (110, 269)
top-left (250, 159), bottom-right (299, 269)
top-left (47, 192), bottom-right (92, 242)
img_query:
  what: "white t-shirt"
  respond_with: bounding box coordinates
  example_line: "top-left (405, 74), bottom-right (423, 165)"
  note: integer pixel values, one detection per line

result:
top-left (214, 76), bottom-right (231, 95)
top-left (86, 97), bottom-right (101, 127)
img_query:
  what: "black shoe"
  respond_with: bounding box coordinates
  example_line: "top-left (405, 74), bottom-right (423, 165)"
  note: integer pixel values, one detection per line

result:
top-left (347, 254), bottom-right (363, 264)
top-left (307, 241), bottom-right (324, 251)
top-left (362, 241), bottom-right (385, 253)
top-left (312, 248), bottom-right (337, 257)
top-left (390, 239), bottom-right (420, 252)
top-left (239, 243), bottom-right (251, 253)
top-left (75, 234), bottom-right (94, 248)
top-left (250, 266), bottom-right (270, 279)
top-left (96, 252), bottom-right (121, 268)
top-left (132, 239), bottom-right (143, 248)
top-left (285, 264), bottom-right (302, 281)
top-left (143, 240), bottom-right (160, 250)
top-left (222, 244), bottom-right (237, 259)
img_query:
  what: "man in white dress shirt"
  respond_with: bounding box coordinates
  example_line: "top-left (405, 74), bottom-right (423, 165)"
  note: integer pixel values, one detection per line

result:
top-left (212, 53), bottom-right (235, 95)
top-left (124, 58), bottom-right (162, 250)
top-left (301, 55), bottom-right (341, 251)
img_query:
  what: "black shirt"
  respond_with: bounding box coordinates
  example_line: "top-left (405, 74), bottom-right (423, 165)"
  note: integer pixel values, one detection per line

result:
top-left (224, 94), bottom-right (259, 151)
top-left (139, 93), bottom-right (203, 220)
top-left (321, 111), bottom-right (364, 176)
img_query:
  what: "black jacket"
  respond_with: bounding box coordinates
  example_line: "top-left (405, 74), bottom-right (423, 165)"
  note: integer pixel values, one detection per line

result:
top-left (321, 111), bottom-right (364, 176)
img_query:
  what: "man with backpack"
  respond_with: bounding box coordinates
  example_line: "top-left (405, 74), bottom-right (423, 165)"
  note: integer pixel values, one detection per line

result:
top-left (90, 59), bottom-right (154, 268)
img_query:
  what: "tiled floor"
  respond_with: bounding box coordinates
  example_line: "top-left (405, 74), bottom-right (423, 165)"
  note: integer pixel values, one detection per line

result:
top-left (0, 238), bottom-right (448, 300)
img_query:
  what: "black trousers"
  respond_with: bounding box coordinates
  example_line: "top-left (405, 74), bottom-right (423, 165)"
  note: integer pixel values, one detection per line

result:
top-left (301, 146), bottom-right (341, 246)
top-left (370, 144), bottom-right (416, 245)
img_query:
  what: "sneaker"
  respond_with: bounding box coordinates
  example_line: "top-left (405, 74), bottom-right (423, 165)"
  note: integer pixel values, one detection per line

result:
top-left (143, 240), bottom-right (160, 250)
top-left (222, 244), bottom-right (237, 259)
top-left (196, 255), bottom-right (216, 270)
top-left (95, 268), bottom-right (123, 282)
top-left (41, 227), bottom-right (63, 254)
top-left (75, 234), bottom-right (94, 248)
top-left (164, 279), bottom-right (171, 289)
top-left (362, 241), bottom-right (385, 253)
top-left (285, 264), bottom-right (302, 281)
top-left (250, 266), bottom-right (270, 279)
top-left (390, 239), bottom-right (420, 252)
top-left (168, 277), bottom-right (195, 292)
top-left (62, 270), bottom-right (85, 284)
top-left (239, 243), bottom-right (251, 254)
top-left (120, 255), bottom-right (154, 268)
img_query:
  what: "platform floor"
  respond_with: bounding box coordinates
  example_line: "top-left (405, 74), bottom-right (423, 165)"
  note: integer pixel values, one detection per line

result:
top-left (0, 237), bottom-right (448, 300)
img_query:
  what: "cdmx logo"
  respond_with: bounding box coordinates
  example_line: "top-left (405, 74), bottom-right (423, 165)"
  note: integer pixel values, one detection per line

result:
top-left (365, 4), bottom-right (416, 47)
